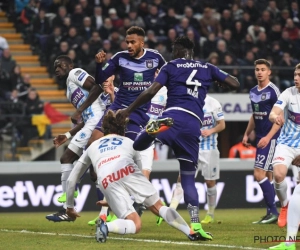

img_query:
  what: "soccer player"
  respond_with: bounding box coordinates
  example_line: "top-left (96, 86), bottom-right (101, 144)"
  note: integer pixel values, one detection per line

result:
top-left (65, 110), bottom-right (212, 243)
top-left (167, 95), bottom-right (225, 225)
top-left (74, 26), bottom-right (166, 181)
top-left (117, 36), bottom-right (240, 238)
top-left (269, 157), bottom-right (300, 250)
top-left (242, 59), bottom-right (281, 224)
top-left (45, 55), bottom-right (104, 222)
top-left (269, 63), bottom-right (300, 231)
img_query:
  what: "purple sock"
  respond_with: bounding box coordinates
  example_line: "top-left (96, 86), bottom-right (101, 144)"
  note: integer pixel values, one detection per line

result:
top-left (259, 178), bottom-right (278, 215)
top-left (179, 160), bottom-right (198, 207)
top-left (133, 129), bottom-right (155, 151)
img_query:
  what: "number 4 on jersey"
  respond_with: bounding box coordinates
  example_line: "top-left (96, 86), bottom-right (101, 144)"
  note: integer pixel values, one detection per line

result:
top-left (186, 70), bottom-right (202, 92)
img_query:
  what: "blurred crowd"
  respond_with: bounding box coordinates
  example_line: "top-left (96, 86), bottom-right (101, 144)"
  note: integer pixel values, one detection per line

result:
top-left (0, 43), bottom-right (48, 146)
top-left (0, 0), bottom-right (299, 92)
top-left (0, 0), bottom-right (300, 148)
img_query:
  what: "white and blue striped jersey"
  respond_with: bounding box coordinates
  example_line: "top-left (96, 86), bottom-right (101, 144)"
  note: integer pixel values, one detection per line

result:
top-left (274, 86), bottom-right (300, 148)
top-left (199, 95), bottom-right (224, 150)
top-left (146, 86), bottom-right (167, 120)
top-left (66, 68), bottom-right (104, 122)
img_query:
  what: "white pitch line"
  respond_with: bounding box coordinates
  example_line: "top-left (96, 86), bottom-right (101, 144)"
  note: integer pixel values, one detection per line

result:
top-left (0, 229), bottom-right (265, 250)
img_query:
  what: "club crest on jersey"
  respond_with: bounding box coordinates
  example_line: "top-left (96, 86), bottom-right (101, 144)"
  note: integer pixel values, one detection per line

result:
top-left (79, 132), bottom-right (86, 139)
top-left (145, 60), bottom-right (153, 69)
top-left (261, 93), bottom-right (266, 100)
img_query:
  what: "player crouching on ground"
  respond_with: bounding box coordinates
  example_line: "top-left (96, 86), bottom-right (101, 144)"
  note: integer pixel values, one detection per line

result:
top-left (65, 110), bottom-right (213, 243)
top-left (67, 111), bottom-right (212, 242)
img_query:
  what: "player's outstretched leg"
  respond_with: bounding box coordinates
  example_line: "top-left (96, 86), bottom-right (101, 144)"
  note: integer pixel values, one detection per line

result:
top-left (146, 117), bottom-right (174, 135)
top-left (46, 208), bottom-right (75, 222)
top-left (95, 215), bottom-right (109, 243)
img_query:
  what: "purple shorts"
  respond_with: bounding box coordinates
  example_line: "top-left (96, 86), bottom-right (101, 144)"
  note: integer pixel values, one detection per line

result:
top-left (254, 138), bottom-right (277, 171)
top-left (95, 105), bottom-right (149, 141)
top-left (156, 110), bottom-right (200, 165)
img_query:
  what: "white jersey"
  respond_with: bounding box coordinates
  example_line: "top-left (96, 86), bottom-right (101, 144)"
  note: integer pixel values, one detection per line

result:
top-left (66, 68), bottom-right (105, 122)
top-left (199, 95), bottom-right (224, 150)
top-left (79, 134), bottom-right (142, 180)
top-left (99, 87), bottom-right (119, 109)
top-left (147, 86), bottom-right (167, 119)
top-left (274, 86), bottom-right (300, 148)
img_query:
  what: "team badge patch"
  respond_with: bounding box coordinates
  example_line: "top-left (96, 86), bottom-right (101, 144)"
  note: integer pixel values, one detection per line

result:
top-left (74, 70), bottom-right (82, 76)
top-left (261, 93), bottom-right (266, 100)
top-left (80, 132), bottom-right (86, 139)
top-left (145, 60), bottom-right (153, 69)
top-left (78, 72), bottom-right (86, 81)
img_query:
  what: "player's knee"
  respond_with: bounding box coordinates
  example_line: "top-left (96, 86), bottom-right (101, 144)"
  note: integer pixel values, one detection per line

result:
top-left (253, 168), bottom-right (267, 182)
top-left (205, 180), bottom-right (216, 188)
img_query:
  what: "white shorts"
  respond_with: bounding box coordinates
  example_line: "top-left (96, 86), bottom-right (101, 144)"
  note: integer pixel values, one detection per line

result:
top-left (196, 149), bottom-right (220, 180)
top-left (272, 144), bottom-right (300, 168)
top-left (68, 117), bottom-right (99, 156)
top-left (98, 163), bottom-right (158, 219)
top-left (139, 145), bottom-right (154, 172)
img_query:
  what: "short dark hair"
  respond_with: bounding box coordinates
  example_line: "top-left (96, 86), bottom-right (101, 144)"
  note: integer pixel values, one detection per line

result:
top-left (101, 110), bottom-right (129, 136)
top-left (56, 55), bottom-right (73, 65)
top-left (254, 59), bottom-right (271, 69)
top-left (126, 26), bottom-right (145, 37)
top-left (173, 36), bottom-right (194, 50)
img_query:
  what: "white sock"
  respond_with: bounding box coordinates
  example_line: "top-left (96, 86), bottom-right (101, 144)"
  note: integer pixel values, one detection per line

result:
top-left (286, 184), bottom-right (300, 245)
top-left (107, 219), bottom-right (136, 234)
top-left (274, 180), bottom-right (288, 207)
top-left (61, 163), bottom-right (73, 192)
top-left (207, 186), bottom-right (217, 216)
top-left (159, 206), bottom-right (190, 236)
top-left (170, 183), bottom-right (183, 210)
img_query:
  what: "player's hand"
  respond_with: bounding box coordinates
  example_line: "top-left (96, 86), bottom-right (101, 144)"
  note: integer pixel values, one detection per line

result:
top-left (71, 110), bottom-right (82, 124)
top-left (242, 135), bottom-right (251, 148)
top-left (103, 82), bottom-right (114, 95)
top-left (66, 208), bottom-right (80, 219)
top-left (274, 115), bottom-right (284, 127)
top-left (292, 155), bottom-right (300, 167)
top-left (96, 200), bottom-right (110, 208)
top-left (116, 108), bottom-right (129, 121)
top-left (53, 134), bottom-right (67, 148)
top-left (201, 129), bottom-right (212, 137)
top-left (257, 136), bottom-right (269, 149)
top-left (95, 51), bottom-right (106, 63)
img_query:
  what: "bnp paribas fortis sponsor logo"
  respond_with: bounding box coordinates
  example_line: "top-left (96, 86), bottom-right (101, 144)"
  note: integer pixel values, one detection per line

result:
top-left (134, 73), bottom-right (143, 81)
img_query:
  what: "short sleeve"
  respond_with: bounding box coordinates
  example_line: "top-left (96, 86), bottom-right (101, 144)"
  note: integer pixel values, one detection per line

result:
top-left (68, 68), bottom-right (90, 87)
top-left (274, 88), bottom-right (289, 111)
top-left (212, 99), bottom-right (224, 121)
top-left (154, 63), bottom-right (168, 86)
top-left (208, 63), bottom-right (229, 82)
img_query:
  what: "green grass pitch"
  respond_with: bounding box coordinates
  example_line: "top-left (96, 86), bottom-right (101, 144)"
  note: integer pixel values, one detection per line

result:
top-left (0, 209), bottom-right (293, 250)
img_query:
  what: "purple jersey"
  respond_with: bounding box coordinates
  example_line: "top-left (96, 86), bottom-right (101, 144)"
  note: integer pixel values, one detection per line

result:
top-left (249, 82), bottom-right (281, 139)
top-left (96, 49), bottom-right (165, 126)
top-left (155, 59), bottom-right (228, 123)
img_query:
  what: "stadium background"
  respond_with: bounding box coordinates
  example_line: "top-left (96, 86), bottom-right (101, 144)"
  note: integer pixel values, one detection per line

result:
top-left (0, 0), bottom-right (298, 210)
